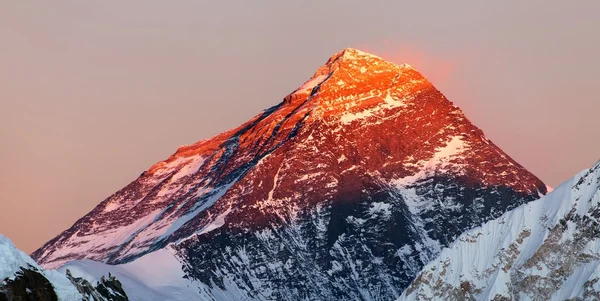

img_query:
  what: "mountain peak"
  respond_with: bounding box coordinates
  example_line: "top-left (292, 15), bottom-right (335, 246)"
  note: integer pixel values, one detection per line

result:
top-left (288, 48), bottom-right (428, 119)
top-left (291, 48), bottom-right (416, 96)
top-left (330, 47), bottom-right (383, 62)
top-left (328, 48), bottom-right (412, 69)
top-left (33, 46), bottom-right (547, 300)
top-left (328, 48), bottom-right (411, 75)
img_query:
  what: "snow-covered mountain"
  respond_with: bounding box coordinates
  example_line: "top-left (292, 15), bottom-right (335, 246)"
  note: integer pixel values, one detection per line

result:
top-left (1, 234), bottom-right (81, 300)
top-left (1, 234), bottom-right (128, 301)
top-left (400, 160), bottom-right (600, 301)
top-left (32, 48), bottom-right (547, 300)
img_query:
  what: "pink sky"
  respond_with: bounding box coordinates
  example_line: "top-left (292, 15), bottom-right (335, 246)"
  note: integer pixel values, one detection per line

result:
top-left (1, 1), bottom-right (599, 253)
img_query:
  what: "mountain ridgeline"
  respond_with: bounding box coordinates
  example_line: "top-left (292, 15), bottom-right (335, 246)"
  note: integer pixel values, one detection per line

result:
top-left (32, 48), bottom-right (547, 300)
top-left (401, 160), bottom-right (600, 300)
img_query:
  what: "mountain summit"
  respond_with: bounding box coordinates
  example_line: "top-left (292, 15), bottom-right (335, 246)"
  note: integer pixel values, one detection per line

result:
top-left (33, 48), bottom-right (547, 300)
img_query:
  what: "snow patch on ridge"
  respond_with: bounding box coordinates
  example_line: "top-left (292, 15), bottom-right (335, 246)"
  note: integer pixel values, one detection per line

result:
top-left (295, 74), bottom-right (328, 93)
top-left (339, 92), bottom-right (408, 124)
top-left (393, 135), bottom-right (468, 186)
top-left (369, 202), bottom-right (392, 216)
top-left (103, 155), bottom-right (206, 212)
top-left (165, 155), bottom-right (206, 187)
top-left (165, 180), bottom-right (238, 242)
top-left (197, 207), bottom-right (232, 235)
top-left (42, 176), bottom-right (238, 267)
top-left (42, 208), bottom-right (166, 269)
top-left (341, 48), bottom-right (384, 61)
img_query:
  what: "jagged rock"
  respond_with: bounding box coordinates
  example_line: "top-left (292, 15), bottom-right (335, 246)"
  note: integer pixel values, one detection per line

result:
top-left (0, 266), bottom-right (57, 301)
top-left (65, 269), bottom-right (128, 301)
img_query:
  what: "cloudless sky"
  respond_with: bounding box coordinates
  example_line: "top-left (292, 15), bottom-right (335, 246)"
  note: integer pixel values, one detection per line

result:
top-left (1, 1), bottom-right (599, 253)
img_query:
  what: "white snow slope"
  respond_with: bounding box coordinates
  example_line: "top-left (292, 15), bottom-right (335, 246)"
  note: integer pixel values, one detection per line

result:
top-left (0, 234), bottom-right (81, 300)
top-left (58, 245), bottom-right (248, 301)
top-left (58, 247), bottom-right (199, 301)
top-left (400, 160), bottom-right (600, 301)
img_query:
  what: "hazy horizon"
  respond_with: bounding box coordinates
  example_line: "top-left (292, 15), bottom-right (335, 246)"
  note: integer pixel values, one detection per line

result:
top-left (1, 1), bottom-right (599, 253)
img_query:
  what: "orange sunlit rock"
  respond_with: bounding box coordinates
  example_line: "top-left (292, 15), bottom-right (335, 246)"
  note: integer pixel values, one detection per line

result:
top-left (33, 48), bottom-right (546, 273)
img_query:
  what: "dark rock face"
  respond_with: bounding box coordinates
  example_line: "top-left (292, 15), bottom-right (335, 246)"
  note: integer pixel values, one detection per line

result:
top-left (0, 266), bottom-right (57, 301)
top-left (65, 270), bottom-right (128, 301)
top-left (33, 49), bottom-right (547, 300)
top-left (95, 281), bottom-right (127, 301)
top-left (176, 180), bottom-right (540, 300)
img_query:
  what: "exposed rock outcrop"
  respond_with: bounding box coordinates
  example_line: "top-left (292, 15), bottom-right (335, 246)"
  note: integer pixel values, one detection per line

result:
top-left (0, 266), bottom-right (57, 301)
top-left (65, 269), bottom-right (128, 301)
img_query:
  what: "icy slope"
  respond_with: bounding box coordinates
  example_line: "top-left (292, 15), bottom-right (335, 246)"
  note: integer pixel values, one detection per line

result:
top-left (0, 235), bottom-right (39, 280)
top-left (401, 160), bottom-right (600, 301)
top-left (0, 234), bottom-right (81, 300)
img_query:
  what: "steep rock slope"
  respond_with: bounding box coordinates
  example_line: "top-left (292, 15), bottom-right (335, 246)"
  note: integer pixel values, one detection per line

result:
top-left (401, 160), bottom-right (600, 301)
top-left (33, 48), bottom-right (547, 300)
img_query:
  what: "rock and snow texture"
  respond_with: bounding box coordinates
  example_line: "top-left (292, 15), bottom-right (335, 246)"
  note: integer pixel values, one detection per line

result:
top-left (59, 247), bottom-right (202, 301)
top-left (401, 160), bottom-right (600, 301)
top-left (0, 234), bottom-right (82, 300)
top-left (33, 48), bottom-right (547, 300)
